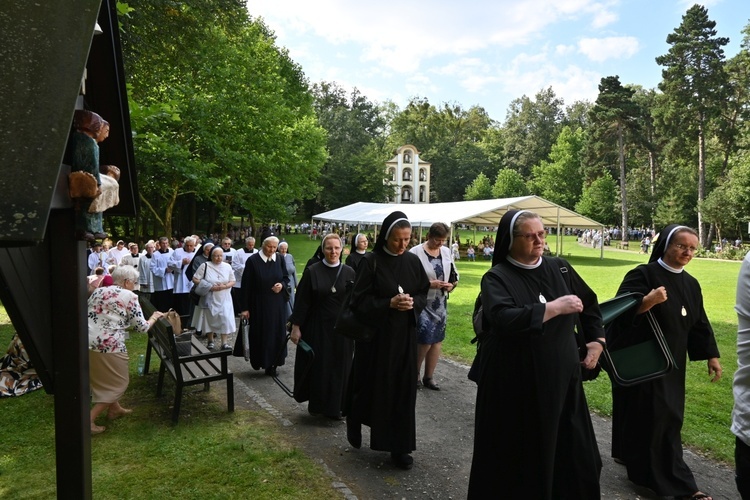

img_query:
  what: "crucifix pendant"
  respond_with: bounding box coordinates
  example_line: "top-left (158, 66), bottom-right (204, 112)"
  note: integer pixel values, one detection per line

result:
top-left (539, 293), bottom-right (547, 304)
top-left (331, 286), bottom-right (336, 294)
top-left (681, 306), bottom-right (687, 317)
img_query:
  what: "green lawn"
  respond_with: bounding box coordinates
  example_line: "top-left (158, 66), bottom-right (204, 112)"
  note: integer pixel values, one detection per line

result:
top-left (0, 233), bottom-right (742, 498)
top-left (0, 296), bottom-right (337, 499)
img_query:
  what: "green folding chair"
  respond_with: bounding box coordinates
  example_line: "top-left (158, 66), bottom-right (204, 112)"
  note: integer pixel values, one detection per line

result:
top-left (599, 292), bottom-right (677, 387)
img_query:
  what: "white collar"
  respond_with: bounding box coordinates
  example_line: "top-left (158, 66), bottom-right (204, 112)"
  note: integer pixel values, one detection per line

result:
top-left (261, 253), bottom-right (276, 263)
top-left (506, 255), bottom-right (542, 269)
top-left (657, 257), bottom-right (683, 273)
top-left (321, 259), bottom-right (339, 268)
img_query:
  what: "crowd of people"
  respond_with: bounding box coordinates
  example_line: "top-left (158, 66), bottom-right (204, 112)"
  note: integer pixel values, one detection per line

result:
top-left (82, 213), bottom-right (750, 499)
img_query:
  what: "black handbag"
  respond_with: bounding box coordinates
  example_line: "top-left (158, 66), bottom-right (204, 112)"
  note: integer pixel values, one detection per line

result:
top-left (334, 255), bottom-right (377, 342)
top-left (600, 296), bottom-right (676, 387)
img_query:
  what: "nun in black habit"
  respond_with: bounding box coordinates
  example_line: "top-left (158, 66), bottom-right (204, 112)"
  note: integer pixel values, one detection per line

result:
top-left (468, 210), bottom-right (603, 499)
top-left (610, 225), bottom-right (721, 500)
top-left (343, 211), bottom-right (430, 470)
top-left (289, 233), bottom-right (355, 419)
top-left (344, 233), bottom-right (369, 272)
top-left (233, 236), bottom-right (289, 375)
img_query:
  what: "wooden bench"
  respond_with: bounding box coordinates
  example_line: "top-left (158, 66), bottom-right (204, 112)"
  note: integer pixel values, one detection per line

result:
top-left (139, 296), bottom-right (234, 423)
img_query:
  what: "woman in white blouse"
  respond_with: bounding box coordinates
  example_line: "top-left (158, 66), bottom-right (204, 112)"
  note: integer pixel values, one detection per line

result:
top-left (88, 266), bottom-right (162, 434)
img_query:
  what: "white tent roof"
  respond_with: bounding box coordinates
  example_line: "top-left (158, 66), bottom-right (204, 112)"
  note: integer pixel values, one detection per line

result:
top-left (313, 196), bottom-right (603, 229)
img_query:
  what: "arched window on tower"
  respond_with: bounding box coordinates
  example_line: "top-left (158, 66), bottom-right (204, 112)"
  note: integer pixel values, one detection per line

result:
top-left (403, 168), bottom-right (412, 181)
top-left (419, 168), bottom-right (426, 181)
top-left (419, 186), bottom-right (426, 202)
top-left (404, 151), bottom-right (412, 163)
top-left (402, 187), bottom-right (412, 202)
top-left (389, 168), bottom-right (396, 181)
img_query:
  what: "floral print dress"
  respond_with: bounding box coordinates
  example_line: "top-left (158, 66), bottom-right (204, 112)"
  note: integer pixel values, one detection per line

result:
top-left (88, 286), bottom-right (150, 353)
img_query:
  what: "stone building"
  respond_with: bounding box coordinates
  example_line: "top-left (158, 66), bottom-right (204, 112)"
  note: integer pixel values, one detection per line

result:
top-left (385, 145), bottom-right (430, 204)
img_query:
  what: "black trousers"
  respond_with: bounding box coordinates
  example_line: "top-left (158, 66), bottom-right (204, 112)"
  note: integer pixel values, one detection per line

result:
top-left (150, 289), bottom-right (173, 313)
top-left (737, 437), bottom-right (750, 499)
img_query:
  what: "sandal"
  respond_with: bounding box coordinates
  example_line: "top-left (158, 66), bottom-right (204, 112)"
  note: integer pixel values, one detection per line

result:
top-left (91, 424), bottom-right (106, 435)
top-left (422, 377), bottom-right (440, 391)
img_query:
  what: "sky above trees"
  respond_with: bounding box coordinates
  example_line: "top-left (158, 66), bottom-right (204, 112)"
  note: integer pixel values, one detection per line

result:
top-left (248, 0), bottom-right (750, 121)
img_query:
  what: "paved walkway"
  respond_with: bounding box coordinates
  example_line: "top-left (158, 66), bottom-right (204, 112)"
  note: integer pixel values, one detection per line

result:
top-left (222, 343), bottom-right (739, 499)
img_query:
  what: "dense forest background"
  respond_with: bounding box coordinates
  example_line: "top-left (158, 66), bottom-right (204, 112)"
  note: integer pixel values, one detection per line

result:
top-left (116, 1), bottom-right (750, 248)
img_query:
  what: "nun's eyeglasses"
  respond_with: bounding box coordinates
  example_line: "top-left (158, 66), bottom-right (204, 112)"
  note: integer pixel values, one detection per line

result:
top-left (514, 231), bottom-right (546, 241)
top-left (672, 243), bottom-right (697, 253)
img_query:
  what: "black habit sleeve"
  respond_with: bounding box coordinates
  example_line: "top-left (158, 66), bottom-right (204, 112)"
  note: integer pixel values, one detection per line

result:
top-left (481, 266), bottom-right (546, 336)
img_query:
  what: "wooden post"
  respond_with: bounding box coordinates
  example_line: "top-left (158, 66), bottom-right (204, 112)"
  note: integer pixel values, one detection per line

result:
top-left (49, 209), bottom-right (92, 498)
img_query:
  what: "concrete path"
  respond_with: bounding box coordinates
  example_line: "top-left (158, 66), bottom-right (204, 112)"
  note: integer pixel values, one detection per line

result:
top-left (225, 343), bottom-right (738, 499)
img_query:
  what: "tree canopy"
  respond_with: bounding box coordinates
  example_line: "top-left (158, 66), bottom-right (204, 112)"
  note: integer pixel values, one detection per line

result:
top-left (115, 3), bottom-right (750, 248)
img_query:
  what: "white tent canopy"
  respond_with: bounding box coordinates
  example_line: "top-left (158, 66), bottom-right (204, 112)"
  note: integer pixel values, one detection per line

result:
top-left (312, 196), bottom-right (605, 257)
top-left (313, 196), bottom-right (603, 229)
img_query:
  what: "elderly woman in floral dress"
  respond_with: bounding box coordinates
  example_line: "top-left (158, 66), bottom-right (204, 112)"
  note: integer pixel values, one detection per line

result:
top-left (88, 266), bottom-right (162, 434)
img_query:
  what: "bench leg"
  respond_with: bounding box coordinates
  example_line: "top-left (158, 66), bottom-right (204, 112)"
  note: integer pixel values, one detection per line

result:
top-left (203, 382), bottom-right (210, 391)
top-left (156, 361), bottom-right (166, 397)
top-left (227, 373), bottom-right (234, 413)
top-left (144, 338), bottom-right (153, 375)
top-left (172, 384), bottom-right (183, 424)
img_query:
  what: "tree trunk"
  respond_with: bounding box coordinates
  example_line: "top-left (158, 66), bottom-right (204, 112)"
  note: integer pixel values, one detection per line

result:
top-left (697, 116), bottom-right (708, 248)
top-left (618, 124), bottom-right (628, 242)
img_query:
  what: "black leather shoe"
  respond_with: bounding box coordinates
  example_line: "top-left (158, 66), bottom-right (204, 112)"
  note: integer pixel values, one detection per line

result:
top-left (422, 377), bottom-right (440, 391)
top-left (391, 452), bottom-right (414, 470)
top-left (346, 418), bottom-right (361, 449)
top-left (264, 366), bottom-right (277, 376)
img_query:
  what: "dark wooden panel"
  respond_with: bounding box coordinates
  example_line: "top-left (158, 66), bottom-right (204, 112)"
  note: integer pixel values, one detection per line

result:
top-left (85, 0), bottom-right (138, 216)
top-left (0, 0), bottom-right (102, 244)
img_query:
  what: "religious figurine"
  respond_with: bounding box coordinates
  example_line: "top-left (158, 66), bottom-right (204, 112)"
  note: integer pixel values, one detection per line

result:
top-left (65, 110), bottom-right (111, 241)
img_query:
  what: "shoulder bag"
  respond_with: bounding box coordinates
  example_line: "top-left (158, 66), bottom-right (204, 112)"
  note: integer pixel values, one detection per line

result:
top-left (189, 263), bottom-right (213, 305)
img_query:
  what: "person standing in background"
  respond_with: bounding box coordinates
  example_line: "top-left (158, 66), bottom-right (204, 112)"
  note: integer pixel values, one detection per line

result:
top-left (278, 241), bottom-right (298, 316)
top-left (149, 237), bottom-right (174, 312)
top-left (732, 250), bottom-right (750, 499)
top-left (409, 222), bottom-right (458, 391)
top-left (233, 236), bottom-right (289, 376)
top-left (170, 237), bottom-right (197, 317)
top-left (345, 233), bottom-right (369, 272)
top-left (119, 243), bottom-right (141, 291)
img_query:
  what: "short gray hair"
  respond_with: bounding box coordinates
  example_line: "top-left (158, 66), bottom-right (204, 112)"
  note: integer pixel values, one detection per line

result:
top-left (112, 265), bottom-right (138, 286)
top-left (263, 236), bottom-right (279, 247)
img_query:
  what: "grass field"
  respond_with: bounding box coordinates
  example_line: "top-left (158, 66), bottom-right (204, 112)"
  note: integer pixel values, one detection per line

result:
top-left (0, 232), bottom-right (742, 497)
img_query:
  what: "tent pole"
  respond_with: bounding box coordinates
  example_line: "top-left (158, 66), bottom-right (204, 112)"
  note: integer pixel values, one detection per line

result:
top-left (556, 207), bottom-right (562, 256)
top-left (600, 225), bottom-right (605, 260)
